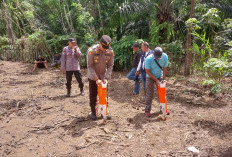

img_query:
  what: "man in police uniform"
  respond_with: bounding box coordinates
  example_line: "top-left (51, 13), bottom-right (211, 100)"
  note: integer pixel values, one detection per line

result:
top-left (61, 38), bottom-right (84, 97)
top-left (87, 35), bottom-right (114, 120)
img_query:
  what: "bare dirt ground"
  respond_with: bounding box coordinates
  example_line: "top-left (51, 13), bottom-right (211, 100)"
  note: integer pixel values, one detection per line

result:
top-left (0, 61), bottom-right (231, 157)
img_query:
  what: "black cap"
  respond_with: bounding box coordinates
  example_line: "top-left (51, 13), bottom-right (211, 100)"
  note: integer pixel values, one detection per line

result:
top-left (154, 47), bottom-right (163, 59)
top-left (69, 38), bottom-right (76, 43)
top-left (100, 35), bottom-right (111, 49)
top-left (131, 43), bottom-right (140, 48)
top-left (86, 42), bottom-right (91, 47)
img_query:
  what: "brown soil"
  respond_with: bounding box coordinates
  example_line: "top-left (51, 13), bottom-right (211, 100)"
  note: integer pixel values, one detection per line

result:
top-left (0, 61), bottom-right (231, 157)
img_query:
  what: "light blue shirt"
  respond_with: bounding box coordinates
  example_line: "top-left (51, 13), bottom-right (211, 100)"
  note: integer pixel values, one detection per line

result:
top-left (145, 53), bottom-right (168, 78)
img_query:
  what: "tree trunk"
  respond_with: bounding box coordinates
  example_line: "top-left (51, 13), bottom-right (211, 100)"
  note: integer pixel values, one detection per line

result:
top-left (157, 0), bottom-right (171, 24)
top-left (63, 1), bottom-right (74, 35)
top-left (96, 0), bottom-right (104, 35)
top-left (184, 0), bottom-right (195, 75)
top-left (59, 0), bottom-right (68, 35)
top-left (155, 0), bottom-right (171, 43)
top-left (3, 0), bottom-right (15, 45)
top-left (66, 2), bottom-right (75, 36)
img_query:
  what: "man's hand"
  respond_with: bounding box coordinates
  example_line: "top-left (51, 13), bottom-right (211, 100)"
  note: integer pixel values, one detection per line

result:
top-left (74, 46), bottom-right (79, 53)
top-left (155, 80), bottom-right (160, 86)
top-left (135, 71), bottom-right (139, 76)
top-left (61, 69), bottom-right (66, 74)
top-left (103, 79), bottom-right (108, 84)
top-left (96, 79), bottom-right (102, 86)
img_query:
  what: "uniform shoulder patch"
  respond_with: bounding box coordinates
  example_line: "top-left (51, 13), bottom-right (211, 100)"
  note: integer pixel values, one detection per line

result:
top-left (62, 46), bottom-right (68, 53)
top-left (89, 50), bottom-right (93, 55)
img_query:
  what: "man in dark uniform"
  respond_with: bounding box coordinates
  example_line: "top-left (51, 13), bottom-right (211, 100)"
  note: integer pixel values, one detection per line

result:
top-left (61, 38), bottom-right (84, 97)
top-left (87, 35), bottom-right (114, 120)
top-left (127, 43), bottom-right (143, 95)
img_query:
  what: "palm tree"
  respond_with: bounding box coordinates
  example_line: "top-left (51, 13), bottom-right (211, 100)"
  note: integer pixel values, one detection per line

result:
top-left (184, 0), bottom-right (195, 75)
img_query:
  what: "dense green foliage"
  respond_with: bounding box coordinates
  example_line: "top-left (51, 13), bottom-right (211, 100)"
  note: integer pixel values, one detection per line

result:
top-left (0, 0), bottom-right (231, 79)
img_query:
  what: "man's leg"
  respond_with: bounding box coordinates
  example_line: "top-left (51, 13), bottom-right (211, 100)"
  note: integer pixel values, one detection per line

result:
top-left (141, 71), bottom-right (147, 90)
top-left (89, 79), bottom-right (98, 120)
top-left (43, 62), bottom-right (48, 69)
top-left (66, 71), bottom-right (73, 97)
top-left (134, 79), bottom-right (140, 95)
top-left (57, 61), bottom-right (61, 68)
top-left (74, 71), bottom-right (84, 95)
top-left (127, 68), bottom-right (140, 95)
top-left (127, 68), bottom-right (137, 80)
top-left (145, 78), bottom-right (155, 116)
top-left (33, 63), bottom-right (38, 72)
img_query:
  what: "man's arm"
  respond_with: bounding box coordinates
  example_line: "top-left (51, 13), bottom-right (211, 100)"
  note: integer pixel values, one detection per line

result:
top-left (162, 67), bottom-right (167, 80)
top-left (87, 50), bottom-right (98, 81)
top-left (136, 58), bottom-right (142, 72)
top-left (60, 49), bottom-right (66, 71)
top-left (42, 59), bottom-right (47, 63)
top-left (74, 47), bottom-right (82, 59)
top-left (145, 69), bottom-right (160, 83)
top-left (135, 58), bottom-right (142, 76)
top-left (105, 51), bottom-right (114, 80)
top-left (162, 54), bottom-right (168, 80)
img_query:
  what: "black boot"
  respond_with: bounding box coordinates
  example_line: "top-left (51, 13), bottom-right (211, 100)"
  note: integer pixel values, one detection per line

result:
top-left (91, 107), bottom-right (97, 120)
top-left (66, 89), bottom-right (71, 97)
top-left (106, 114), bottom-right (112, 120)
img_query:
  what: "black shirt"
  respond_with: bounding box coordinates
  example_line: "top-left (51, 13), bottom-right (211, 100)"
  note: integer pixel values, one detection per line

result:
top-left (36, 58), bottom-right (45, 62)
top-left (132, 50), bottom-right (143, 68)
top-left (53, 55), bottom-right (61, 61)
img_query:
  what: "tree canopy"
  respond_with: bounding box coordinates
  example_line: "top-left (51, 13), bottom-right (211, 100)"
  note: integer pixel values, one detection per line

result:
top-left (0, 0), bottom-right (231, 77)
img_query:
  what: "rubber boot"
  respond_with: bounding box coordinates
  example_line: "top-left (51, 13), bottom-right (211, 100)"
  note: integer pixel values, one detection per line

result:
top-left (91, 107), bottom-right (97, 120)
top-left (66, 89), bottom-right (71, 97)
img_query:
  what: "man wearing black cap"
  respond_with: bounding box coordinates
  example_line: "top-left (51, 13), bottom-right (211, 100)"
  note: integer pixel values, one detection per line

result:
top-left (127, 43), bottom-right (143, 95)
top-left (144, 47), bottom-right (168, 117)
top-left (87, 35), bottom-right (114, 120)
top-left (61, 38), bottom-right (84, 97)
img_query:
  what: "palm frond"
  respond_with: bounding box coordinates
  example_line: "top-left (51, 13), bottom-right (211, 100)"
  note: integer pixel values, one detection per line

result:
top-left (201, 0), bottom-right (232, 18)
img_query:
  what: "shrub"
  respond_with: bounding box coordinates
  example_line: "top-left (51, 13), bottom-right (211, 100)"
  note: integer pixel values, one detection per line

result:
top-left (111, 35), bottom-right (144, 71)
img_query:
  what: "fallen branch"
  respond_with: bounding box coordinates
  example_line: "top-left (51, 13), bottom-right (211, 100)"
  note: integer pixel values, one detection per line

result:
top-left (105, 142), bottom-right (130, 147)
top-left (73, 141), bottom-right (98, 150)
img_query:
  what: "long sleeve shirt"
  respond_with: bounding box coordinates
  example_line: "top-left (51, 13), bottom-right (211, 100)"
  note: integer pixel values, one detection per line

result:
top-left (87, 44), bottom-right (114, 81)
top-left (137, 49), bottom-right (154, 72)
top-left (60, 46), bottom-right (82, 71)
top-left (132, 50), bottom-right (143, 68)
